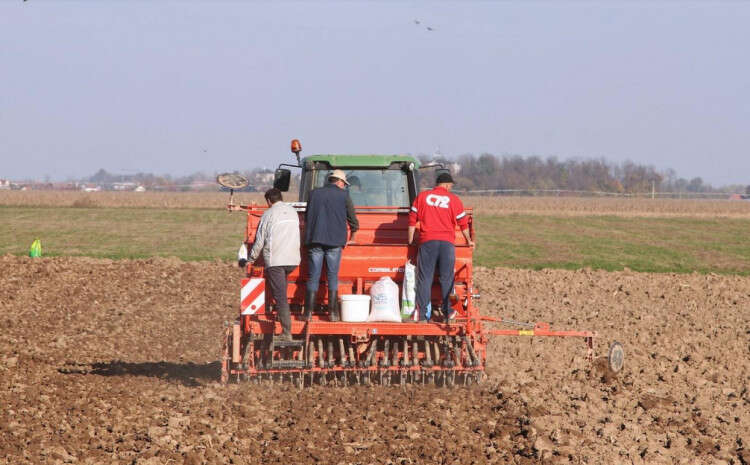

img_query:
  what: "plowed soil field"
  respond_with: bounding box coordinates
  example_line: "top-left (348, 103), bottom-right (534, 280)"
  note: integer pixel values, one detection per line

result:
top-left (1, 255), bottom-right (748, 464)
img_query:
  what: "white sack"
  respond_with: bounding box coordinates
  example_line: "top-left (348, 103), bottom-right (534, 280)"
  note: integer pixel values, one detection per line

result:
top-left (401, 260), bottom-right (416, 321)
top-left (368, 276), bottom-right (401, 322)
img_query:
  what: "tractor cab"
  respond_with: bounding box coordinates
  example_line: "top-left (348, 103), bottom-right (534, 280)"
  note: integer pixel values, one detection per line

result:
top-left (298, 155), bottom-right (418, 207)
top-left (273, 153), bottom-right (420, 208)
top-left (271, 138), bottom-right (455, 207)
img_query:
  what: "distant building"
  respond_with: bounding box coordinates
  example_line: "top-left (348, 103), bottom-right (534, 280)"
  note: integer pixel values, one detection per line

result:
top-left (134, 186), bottom-right (146, 192)
top-left (261, 172), bottom-right (274, 184)
top-left (113, 182), bottom-right (137, 191)
top-left (0, 179), bottom-right (10, 190)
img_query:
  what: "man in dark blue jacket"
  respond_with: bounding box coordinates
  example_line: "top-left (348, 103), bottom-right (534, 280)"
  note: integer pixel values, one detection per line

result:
top-left (304, 169), bottom-right (359, 321)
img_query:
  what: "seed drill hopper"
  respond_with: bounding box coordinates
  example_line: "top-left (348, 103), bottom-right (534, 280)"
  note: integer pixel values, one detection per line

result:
top-left (219, 141), bottom-right (624, 386)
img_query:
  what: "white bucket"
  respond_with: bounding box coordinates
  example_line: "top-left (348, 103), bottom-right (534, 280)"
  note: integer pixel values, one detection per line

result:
top-left (340, 294), bottom-right (371, 322)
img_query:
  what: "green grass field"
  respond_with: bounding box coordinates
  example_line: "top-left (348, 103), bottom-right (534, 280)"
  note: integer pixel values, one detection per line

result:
top-left (0, 206), bottom-right (247, 261)
top-left (474, 214), bottom-right (750, 274)
top-left (2, 206), bottom-right (749, 274)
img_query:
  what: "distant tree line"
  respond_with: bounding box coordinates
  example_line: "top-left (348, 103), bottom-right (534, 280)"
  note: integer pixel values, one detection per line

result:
top-left (419, 154), bottom-right (745, 195)
top-left (87, 168), bottom-right (179, 188)
top-left (83, 156), bottom-right (747, 195)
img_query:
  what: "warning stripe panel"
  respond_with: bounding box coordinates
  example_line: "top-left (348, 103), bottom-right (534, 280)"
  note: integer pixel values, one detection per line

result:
top-left (240, 278), bottom-right (265, 315)
top-left (241, 280), bottom-right (264, 308)
top-left (241, 291), bottom-right (264, 315)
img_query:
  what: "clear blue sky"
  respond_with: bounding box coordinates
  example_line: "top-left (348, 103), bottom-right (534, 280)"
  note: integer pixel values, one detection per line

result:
top-left (1, 1), bottom-right (748, 186)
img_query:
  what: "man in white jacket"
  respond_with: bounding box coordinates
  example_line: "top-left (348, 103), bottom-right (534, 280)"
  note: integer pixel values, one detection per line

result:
top-left (247, 188), bottom-right (301, 341)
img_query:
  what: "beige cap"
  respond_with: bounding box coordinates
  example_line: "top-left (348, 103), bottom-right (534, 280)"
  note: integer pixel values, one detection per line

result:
top-left (329, 169), bottom-right (350, 185)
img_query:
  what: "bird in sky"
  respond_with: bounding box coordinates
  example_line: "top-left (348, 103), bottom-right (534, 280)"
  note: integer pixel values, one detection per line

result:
top-left (414, 19), bottom-right (434, 31)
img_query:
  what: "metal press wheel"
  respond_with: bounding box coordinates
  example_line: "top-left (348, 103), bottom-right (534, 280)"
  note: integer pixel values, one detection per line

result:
top-left (607, 341), bottom-right (625, 373)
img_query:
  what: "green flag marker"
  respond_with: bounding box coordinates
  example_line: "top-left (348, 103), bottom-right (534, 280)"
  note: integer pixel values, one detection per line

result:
top-left (29, 239), bottom-right (42, 258)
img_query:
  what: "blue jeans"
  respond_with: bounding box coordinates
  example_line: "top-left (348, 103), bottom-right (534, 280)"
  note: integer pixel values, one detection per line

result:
top-left (416, 240), bottom-right (455, 321)
top-left (306, 245), bottom-right (343, 293)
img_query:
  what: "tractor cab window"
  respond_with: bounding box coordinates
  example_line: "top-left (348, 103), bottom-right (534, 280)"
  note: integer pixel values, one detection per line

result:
top-left (312, 169), bottom-right (410, 207)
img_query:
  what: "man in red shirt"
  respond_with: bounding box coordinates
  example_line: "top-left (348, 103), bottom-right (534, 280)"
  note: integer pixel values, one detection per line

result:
top-left (408, 172), bottom-right (474, 322)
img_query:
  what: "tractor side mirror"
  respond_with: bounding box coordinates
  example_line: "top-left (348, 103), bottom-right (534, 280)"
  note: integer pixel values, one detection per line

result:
top-left (274, 169), bottom-right (291, 191)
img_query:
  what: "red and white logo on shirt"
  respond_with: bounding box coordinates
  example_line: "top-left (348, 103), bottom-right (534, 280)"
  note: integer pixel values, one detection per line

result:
top-left (426, 194), bottom-right (450, 208)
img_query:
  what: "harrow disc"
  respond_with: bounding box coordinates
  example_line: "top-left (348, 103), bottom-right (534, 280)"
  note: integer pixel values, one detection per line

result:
top-left (216, 172), bottom-right (249, 189)
top-left (607, 341), bottom-right (625, 373)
